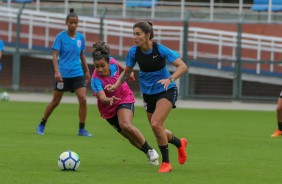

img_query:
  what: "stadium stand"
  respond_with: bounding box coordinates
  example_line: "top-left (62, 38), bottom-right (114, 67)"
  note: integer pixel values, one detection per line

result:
top-left (1, 2), bottom-right (282, 100)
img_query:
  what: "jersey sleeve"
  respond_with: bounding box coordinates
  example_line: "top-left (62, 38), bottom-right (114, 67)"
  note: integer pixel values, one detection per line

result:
top-left (158, 44), bottom-right (179, 63)
top-left (109, 57), bottom-right (118, 65)
top-left (0, 40), bottom-right (4, 51)
top-left (126, 46), bottom-right (137, 68)
top-left (51, 33), bottom-right (62, 51)
top-left (80, 34), bottom-right (86, 52)
top-left (109, 57), bottom-right (120, 74)
top-left (91, 77), bottom-right (103, 95)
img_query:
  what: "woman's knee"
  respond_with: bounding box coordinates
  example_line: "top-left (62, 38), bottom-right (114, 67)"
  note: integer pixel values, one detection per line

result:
top-left (150, 118), bottom-right (163, 132)
top-left (277, 104), bottom-right (282, 114)
top-left (120, 122), bottom-right (134, 133)
top-left (78, 95), bottom-right (87, 105)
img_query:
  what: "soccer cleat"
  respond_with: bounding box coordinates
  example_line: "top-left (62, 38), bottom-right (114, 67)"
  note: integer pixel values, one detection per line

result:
top-left (36, 124), bottom-right (45, 135)
top-left (147, 149), bottom-right (159, 166)
top-left (158, 162), bottom-right (172, 173)
top-left (78, 129), bottom-right (93, 137)
top-left (150, 159), bottom-right (159, 166)
top-left (271, 130), bottom-right (282, 137)
top-left (178, 138), bottom-right (188, 165)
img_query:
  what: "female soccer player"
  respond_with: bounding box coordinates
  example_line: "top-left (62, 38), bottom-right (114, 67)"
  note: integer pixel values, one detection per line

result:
top-left (105, 21), bottom-right (189, 173)
top-left (271, 92), bottom-right (282, 137)
top-left (36, 8), bottom-right (92, 137)
top-left (91, 41), bottom-right (159, 165)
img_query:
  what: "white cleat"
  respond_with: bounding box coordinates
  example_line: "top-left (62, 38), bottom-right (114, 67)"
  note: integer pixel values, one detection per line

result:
top-left (149, 159), bottom-right (159, 166)
top-left (147, 149), bottom-right (159, 166)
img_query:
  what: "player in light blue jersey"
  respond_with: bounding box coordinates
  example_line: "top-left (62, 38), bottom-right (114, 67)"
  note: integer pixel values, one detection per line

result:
top-left (126, 44), bottom-right (180, 95)
top-left (0, 39), bottom-right (4, 72)
top-left (105, 21), bottom-right (189, 173)
top-left (36, 8), bottom-right (93, 137)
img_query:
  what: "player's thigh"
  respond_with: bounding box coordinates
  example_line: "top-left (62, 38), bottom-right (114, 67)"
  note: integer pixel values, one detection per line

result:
top-left (151, 98), bottom-right (173, 123)
top-left (117, 108), bottom-right (134, 127)
top-left (277, 97), bottom-right (282, 111)
top-left (74, 87), bottom-right (87, 102)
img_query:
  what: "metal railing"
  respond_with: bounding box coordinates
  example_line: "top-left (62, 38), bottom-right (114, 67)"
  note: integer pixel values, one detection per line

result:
top-left (188, 27), bottom-right (282, 74)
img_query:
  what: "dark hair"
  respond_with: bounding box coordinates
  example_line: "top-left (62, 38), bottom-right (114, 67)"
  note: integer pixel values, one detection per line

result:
top-left (92, 41), bottom-right (110, 62)
top-left (66, 8), bottom-right (78, 20)
top-left (133, 21), bottom-right (154, 40)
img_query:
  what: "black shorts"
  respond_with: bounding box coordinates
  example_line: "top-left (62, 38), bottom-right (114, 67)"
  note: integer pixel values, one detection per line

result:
top-left (106, 103), bottom-right (135, 132)
top-left (54, 76), bottom-right (86, 92)
top-left (143, 86), bottom-right (178, 113)
top-left (280, 91), bottom-right (282, 98)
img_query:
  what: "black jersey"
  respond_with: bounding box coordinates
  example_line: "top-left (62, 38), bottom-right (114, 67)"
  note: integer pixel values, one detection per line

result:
top-left (135, 42), bottom-right (166, 72)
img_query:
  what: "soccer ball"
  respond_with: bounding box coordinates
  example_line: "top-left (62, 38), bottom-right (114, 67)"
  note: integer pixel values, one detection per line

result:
top-left (1, 92), bottom-right (10, 101)
top-left (58, 151), bottom-right (80, 171)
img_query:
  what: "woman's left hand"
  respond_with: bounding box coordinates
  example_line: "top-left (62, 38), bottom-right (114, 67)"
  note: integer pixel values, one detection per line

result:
top-left (129, 71), bottom-right (135, 81)
top-left (85, 71), bottom-right (90, 84)
top-left (157, 78), bottom-right (172, 91)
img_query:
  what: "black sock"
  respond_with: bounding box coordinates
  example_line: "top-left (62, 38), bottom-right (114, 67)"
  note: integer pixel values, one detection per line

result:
top-left (169, 135), bottom-right (181, 148)
top-left (278, 122), bottom-right (282, 131)
top-left (40, 118), bottom-right (47, 126)
top-left (159, 145), bottom-right (169, 163)
top-left (140, 141), bottom-right (153, 154)
top-left (79, 122), bottom-right (85, 129)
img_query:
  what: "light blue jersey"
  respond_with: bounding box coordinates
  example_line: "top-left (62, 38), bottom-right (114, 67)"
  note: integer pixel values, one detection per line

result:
top-left (126, 43), bottom-right (179, 95)
top-left (52, 31), bottom-right (85, 78)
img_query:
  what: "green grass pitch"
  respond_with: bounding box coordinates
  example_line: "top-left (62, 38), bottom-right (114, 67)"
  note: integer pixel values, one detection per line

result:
top-left (0, 101), bottom-right (281, 184)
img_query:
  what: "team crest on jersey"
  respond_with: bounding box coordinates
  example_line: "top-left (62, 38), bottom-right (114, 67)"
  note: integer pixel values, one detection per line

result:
top-left (77, 40), bottom-right (81, 47)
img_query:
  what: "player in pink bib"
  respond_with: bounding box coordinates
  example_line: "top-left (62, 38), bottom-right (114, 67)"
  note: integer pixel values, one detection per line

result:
top-left (90, 41), bottom-right (159, 166)
top-left (91, 56), bottom-right (135, 119)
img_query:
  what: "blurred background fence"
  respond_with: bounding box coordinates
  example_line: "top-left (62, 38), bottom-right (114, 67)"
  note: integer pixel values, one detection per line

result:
top-left (0, 0), bottom-right (282, 101)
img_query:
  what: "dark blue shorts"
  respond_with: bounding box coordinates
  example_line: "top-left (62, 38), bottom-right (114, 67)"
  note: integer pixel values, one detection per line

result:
top-left (143, 86), bottom-right (178, 113)
top-left (54, 76), bottom-right (86, 92)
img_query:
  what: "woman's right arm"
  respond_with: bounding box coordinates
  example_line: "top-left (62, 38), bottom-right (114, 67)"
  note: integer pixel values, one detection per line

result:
top-left (105, 47), bottom-right (135, 92)
top-left (112, 59), bottom-right (135, 81)
top-left (52, 50), bottom-right (62, 82)
top-left (105, 66), bottom-right (133, 93)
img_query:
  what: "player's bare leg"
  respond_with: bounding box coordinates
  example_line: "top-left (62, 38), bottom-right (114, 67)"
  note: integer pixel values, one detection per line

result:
top-left (75, 87), bottom-right (92, 137)
top-left (36, 90), bottom-right (64, 135)
top-left (118, 108), bottom-right (159, 165)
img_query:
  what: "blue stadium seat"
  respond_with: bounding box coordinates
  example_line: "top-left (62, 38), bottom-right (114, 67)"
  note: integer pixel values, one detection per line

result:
top-left (126, 0), bottom-right (158, 8)
top-left (126, 0), bottom-right (139, 7)
top-left (272, 0), bottom-right (282, 11)
top-left (252, 0), bottom-right (282, 12)
top-left (252, 0), bottom-right (268, 11)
